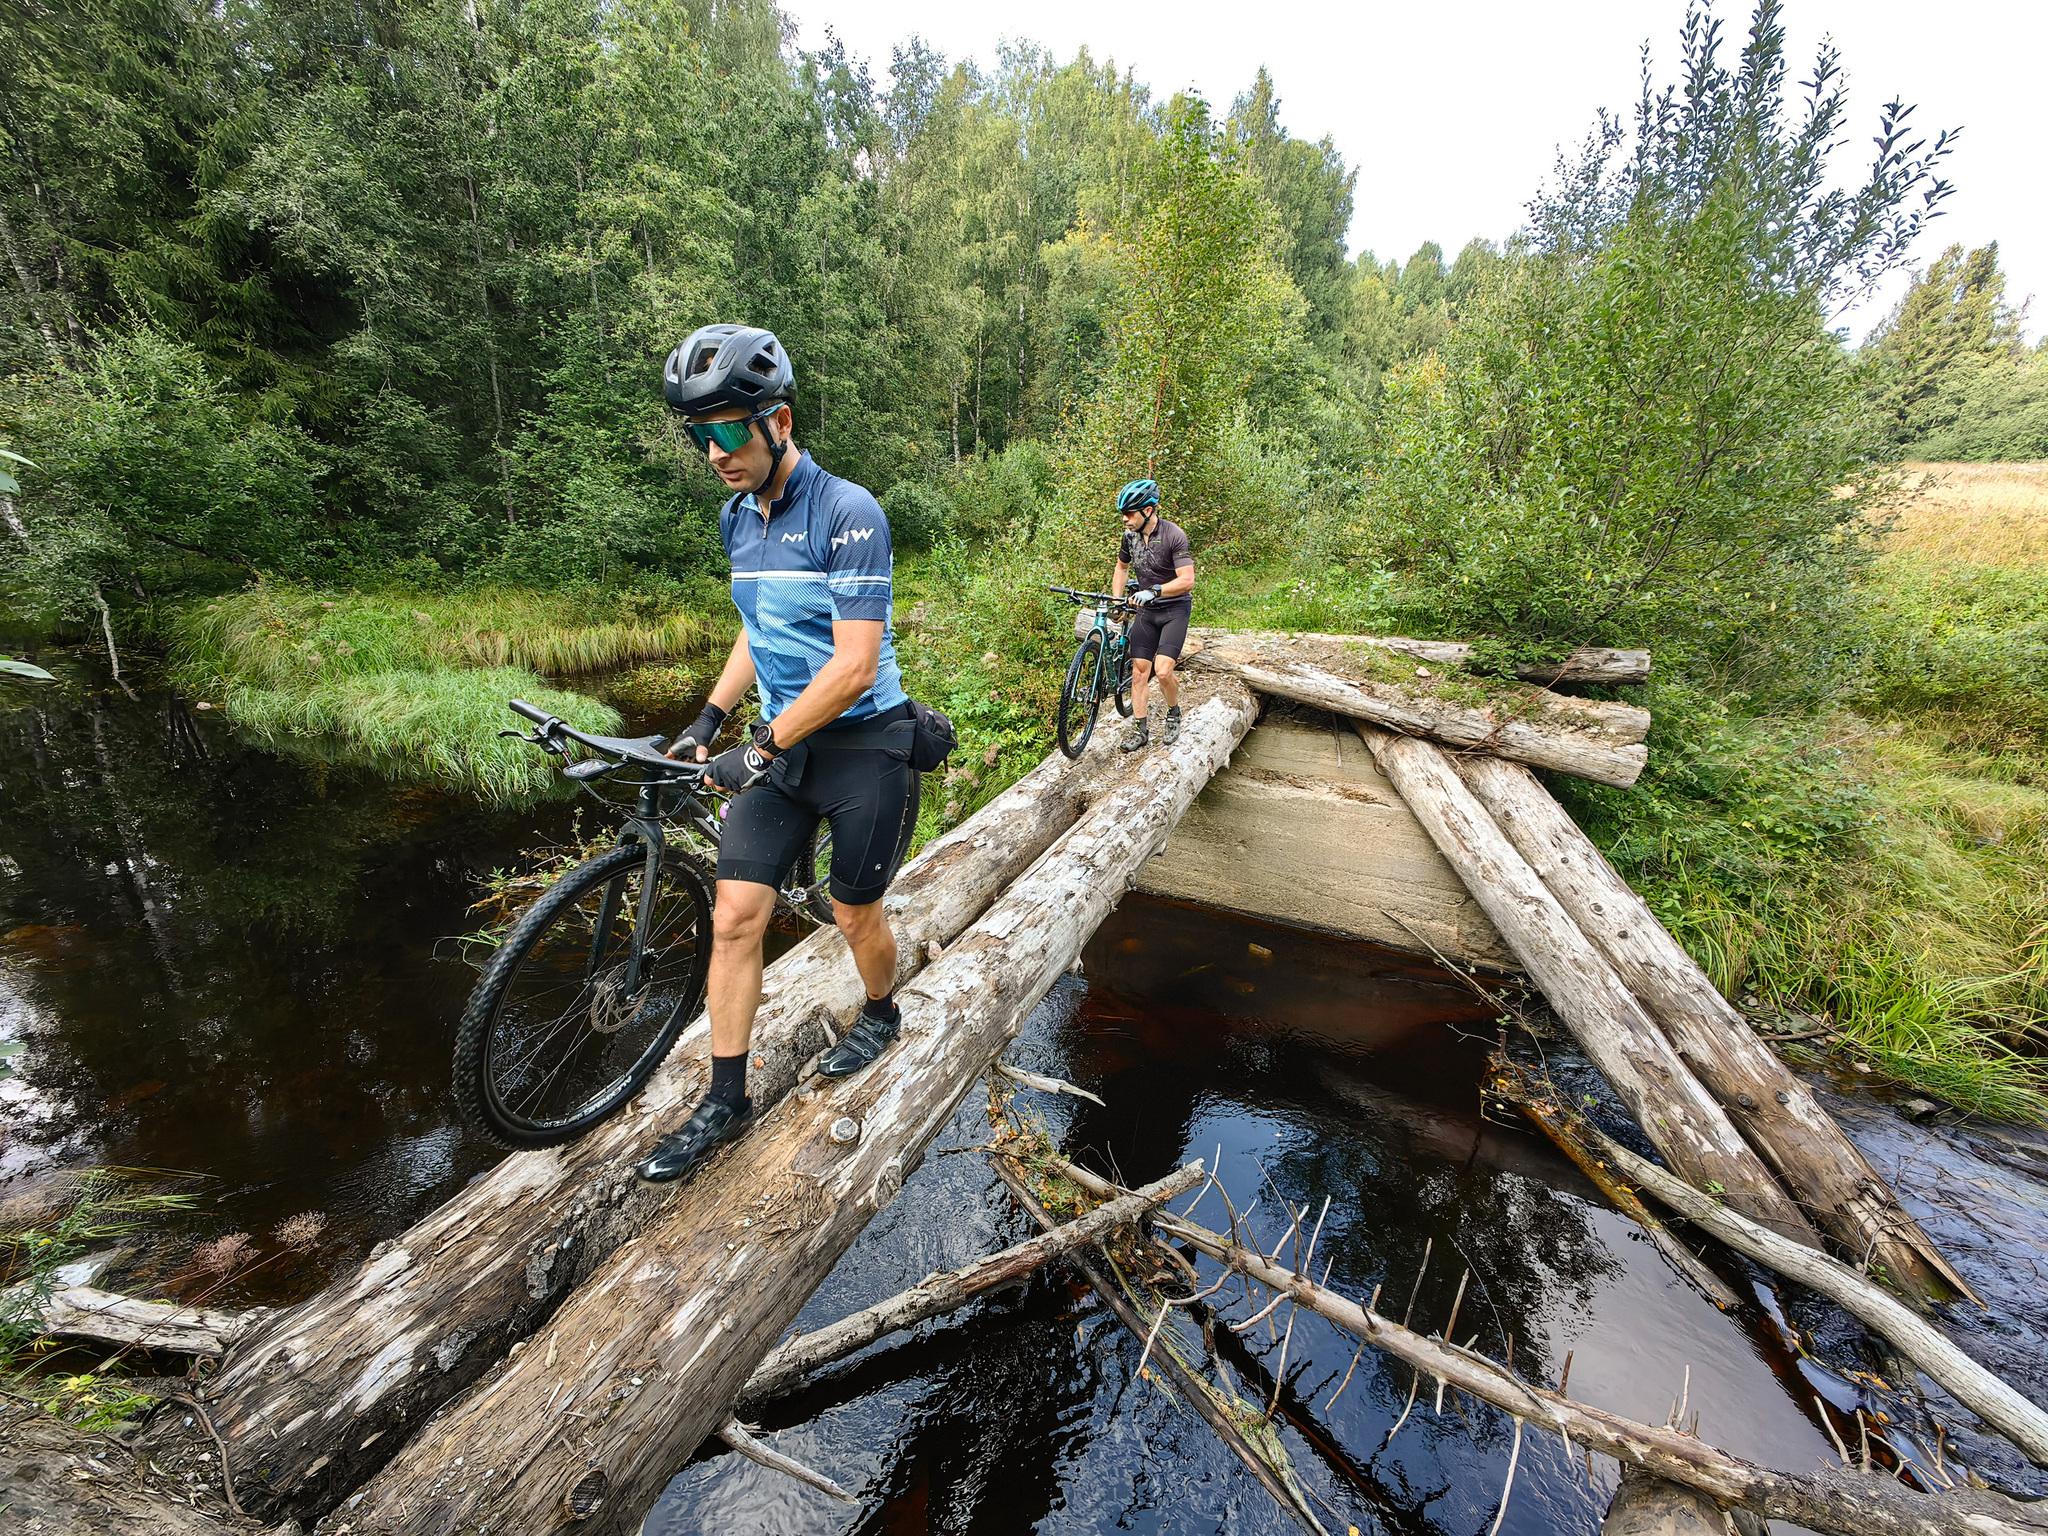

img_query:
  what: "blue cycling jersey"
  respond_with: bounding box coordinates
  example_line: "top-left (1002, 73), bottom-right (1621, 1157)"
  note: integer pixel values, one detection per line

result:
top-left (721, 451), bottom-right (908, 724)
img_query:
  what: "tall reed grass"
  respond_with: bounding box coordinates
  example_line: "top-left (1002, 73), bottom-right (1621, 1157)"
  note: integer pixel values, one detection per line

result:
top-left (169, 583), bottom-right (718, 801)
top-left (1878, 462), bottom-right (2048, 566)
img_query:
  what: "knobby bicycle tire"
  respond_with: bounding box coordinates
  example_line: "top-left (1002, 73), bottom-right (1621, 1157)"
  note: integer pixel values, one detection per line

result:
top-left (454, 841), bottom-right (712, 1148)
top-left (1114, 639), bottom-right (1135, 718)
top-left (1058, 632), bottom-right (1105, 759)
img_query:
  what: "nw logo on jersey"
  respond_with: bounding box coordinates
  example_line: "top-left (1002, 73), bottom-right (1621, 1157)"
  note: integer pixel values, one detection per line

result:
top-left (781, 531), bottom-right (805, 543)
top-left (831, 526), bottom-right (875, 550)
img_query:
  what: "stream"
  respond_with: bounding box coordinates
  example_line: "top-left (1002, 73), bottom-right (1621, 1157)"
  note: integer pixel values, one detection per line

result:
top-left (3, 652), bottom-right (2045, 1534)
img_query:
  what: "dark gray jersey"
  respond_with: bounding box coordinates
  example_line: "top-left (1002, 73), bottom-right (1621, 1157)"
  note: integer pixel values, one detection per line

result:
top-left (1119, 517), bottom-right (1193, 605)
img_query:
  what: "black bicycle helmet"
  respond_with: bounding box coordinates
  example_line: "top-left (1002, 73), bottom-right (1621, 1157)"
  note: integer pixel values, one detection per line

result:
top-left (662, 324), bottom-right (795, 415)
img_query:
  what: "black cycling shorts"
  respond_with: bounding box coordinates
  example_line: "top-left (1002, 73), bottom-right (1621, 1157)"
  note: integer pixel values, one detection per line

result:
top-left (1127, 601), bottom-right (1191, 665)
top-left (716, 703), bottom-right (922, 906)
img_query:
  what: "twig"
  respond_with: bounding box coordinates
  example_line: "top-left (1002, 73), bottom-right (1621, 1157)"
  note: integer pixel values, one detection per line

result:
top-left (166, 1394), bottom-right (244, 1518)
top-left (1436, 1270), bottom-right (1470, 1415)
top-left (996, 1061), bottom-right (1108, 1107)
top-left (1815, 1394), bottom-right (1852, 1467)
top-left (1323, 1284), bottom-right (1380, 1413)
top-left (1488, 1418), bottom-right (1525, 1536)
top-left (718, 1419), bottom-right (855, 1502)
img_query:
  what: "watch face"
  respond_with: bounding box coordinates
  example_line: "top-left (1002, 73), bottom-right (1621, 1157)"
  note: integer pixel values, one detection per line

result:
top-left (752, 720), bottom-right (778, 754)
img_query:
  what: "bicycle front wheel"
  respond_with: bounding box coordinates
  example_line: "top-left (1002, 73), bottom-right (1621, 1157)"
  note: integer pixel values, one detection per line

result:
top-left (1058, 633), bottom-right (1105, 759)
top-left (454, 842), bottom-right (711, 1148)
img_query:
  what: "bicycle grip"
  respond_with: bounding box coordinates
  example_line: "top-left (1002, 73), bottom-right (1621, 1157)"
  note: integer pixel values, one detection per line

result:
top-left (507, 698), bottom-right (554, 727)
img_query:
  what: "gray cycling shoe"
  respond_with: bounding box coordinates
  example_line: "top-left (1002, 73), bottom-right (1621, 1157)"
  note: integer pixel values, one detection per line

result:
top-left (1119, 717), bottom-right (1149, 753)
top-left (819, 1000), bottom-right (900, 1078)
top-left (634, 1095), bottom-right (753, 1184)
top-left (1159, 705), bottom-right (1182, 746)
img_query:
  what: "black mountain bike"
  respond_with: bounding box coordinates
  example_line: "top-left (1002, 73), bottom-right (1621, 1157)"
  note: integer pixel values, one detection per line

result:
top-left (1050, 585), bottom-right (1138, 759)
top-left (452, 698), bottom-right (829, 1148)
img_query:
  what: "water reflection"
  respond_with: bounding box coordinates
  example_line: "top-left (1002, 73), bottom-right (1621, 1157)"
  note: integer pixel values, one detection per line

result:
top-left (0, 656), bottom-right (573, 1297)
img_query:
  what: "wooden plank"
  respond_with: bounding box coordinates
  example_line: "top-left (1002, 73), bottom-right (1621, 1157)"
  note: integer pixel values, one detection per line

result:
top-left (1193, 634), bottom-right (1650, 786)
top-left (1191, 627), bottom-right (1652, 685)
top-left (205, 732), bottom-right (1130, 1519)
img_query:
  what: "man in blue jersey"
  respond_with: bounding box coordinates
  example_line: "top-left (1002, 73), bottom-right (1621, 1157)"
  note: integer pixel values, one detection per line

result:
top-left (634, 324), bottom-right (918, 1185)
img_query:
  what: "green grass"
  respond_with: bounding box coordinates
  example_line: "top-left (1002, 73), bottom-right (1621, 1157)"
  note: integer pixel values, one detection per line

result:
top-left (168, 581), bottom-right (725, 802)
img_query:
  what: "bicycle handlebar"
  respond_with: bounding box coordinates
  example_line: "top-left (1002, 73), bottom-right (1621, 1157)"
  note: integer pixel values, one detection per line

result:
top-left (1048, 584), bottom-right (1135, 608)
top-left (503, 699), bottom-right (705, 777)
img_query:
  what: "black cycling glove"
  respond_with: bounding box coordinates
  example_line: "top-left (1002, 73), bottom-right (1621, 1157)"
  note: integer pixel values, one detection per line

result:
top-left (706, 739), bottom-right (775, 793)
top-left (668, 701), bottom-right (727, 762)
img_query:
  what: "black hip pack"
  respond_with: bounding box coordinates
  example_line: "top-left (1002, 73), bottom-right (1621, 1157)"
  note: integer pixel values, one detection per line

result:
top-left (807, 699), bottom-right (958, 773)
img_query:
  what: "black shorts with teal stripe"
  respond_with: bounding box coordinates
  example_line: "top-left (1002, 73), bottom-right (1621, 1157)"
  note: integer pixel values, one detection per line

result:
top-left (715, 703), bottom-right (921, 906)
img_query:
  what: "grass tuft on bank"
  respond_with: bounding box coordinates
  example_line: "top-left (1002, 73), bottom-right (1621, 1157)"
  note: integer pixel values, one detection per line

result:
top-left (169, 583), bottom-right (723, 802)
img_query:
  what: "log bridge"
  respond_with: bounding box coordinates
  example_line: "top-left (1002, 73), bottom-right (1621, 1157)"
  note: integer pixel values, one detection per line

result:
top-left (57, 631), bottom-right (2023, 1532)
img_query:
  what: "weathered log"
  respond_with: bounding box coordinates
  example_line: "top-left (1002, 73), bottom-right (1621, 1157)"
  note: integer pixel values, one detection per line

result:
top-left (1191, 627), bottom-right (1653, 685)
top-left (204, 730), bottom-right (1130, 1520)
top-left (1141, 1198), bottom-right (2048, 1536)
top-left (25, 1285), bottom-right (265, 1357)
top-left (1193, 633), bottom-right (1650, 786)
top-left (326, 679), bottom-right (1260, 1535)
top-left (1590, 1130), bottom-right (2048, 1467)
top-left (989, 1151), bottom-right (1327, 1536)
top-left (1603, 1465), bottom-right (1748, 1535)
top-left (737, 1162), bottom-right (1203, 1407)
top-left (1352, 724), bottom-right (1819, 1246)
top-left (0, 1394), bottom-right (272, 1534)
top-left (1457, 755), bottom-right (1971, 1308)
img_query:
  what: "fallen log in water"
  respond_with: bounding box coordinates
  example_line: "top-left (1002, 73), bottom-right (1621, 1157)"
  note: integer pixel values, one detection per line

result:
top-left (1190, 627), bottom-right (1653, 686)
top-left (1457, 755), bottom-right (1971, 1308)
top-left (1191, 631), bottom-right (1650, 786)
top-left (202, 729), bottom-right (1133, 1520)
top-left (1590, 1129), bottom-right (2048, 1467)
top-left (1604, 1465), bottom-right (1763, 1536)
top-left (736, 1162), bottom-right (1203, 1408)
top-left (327, 678), bottom-right (1260, 1535)
top-left (22, 1285), bottom-right (265, 1357)
top-left (1127, 1181), bottom-right (2048, 1536)
top-left (1353, 723), bottom-right (1820, 1246)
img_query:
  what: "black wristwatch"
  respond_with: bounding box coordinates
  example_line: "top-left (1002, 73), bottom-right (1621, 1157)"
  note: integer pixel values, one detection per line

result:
top-left (750, 719), bottom-right (780, 758)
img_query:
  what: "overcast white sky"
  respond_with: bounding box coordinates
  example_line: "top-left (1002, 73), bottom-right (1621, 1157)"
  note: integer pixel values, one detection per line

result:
top-left (789, 0), bottom-right (2044, 344)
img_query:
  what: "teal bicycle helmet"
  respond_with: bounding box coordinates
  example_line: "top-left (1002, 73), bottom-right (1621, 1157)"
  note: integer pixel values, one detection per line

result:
top-left (1115, 479), bottom-right (1160, 513)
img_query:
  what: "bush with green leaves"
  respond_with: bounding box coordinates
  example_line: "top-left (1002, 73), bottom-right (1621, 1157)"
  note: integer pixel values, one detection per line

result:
top-left (1360, 0), bottom-right (1952, 683)
top-left (879, 481), bottom-right (954, 552)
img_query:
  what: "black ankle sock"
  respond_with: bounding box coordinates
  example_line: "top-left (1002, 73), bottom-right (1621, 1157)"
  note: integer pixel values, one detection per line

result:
top-left (863, 992), bottom-right (899, 1025)
top-left (709, 1053), bottom-right (749, 1105)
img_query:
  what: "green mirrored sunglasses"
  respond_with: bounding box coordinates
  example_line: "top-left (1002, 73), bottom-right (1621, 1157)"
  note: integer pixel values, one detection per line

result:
top-left (683, 405), bottom-right (777, 454)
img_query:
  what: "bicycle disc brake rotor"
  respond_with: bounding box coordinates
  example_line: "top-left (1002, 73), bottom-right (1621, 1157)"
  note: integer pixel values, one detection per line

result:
top-left (586, 971), bottom-right (641, 1035)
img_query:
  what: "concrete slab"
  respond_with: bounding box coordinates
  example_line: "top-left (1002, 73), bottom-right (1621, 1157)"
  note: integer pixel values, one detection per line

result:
top-left (1134, 710), bottom-right (1519, 971)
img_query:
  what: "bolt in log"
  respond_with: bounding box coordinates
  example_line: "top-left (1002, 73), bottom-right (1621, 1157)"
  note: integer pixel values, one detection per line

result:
top-left (328, 679), bottom-right (1260, 1535)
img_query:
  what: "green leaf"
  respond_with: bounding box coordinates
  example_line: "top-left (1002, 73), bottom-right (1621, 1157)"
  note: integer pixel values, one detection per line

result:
top-left (0, 656), bottom-right (57, 681)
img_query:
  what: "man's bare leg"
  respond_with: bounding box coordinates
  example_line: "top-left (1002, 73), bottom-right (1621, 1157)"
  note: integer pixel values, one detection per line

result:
top-left (833, 896), bottom-right (897, 1002)
top-left (1155, 655), bottom-right (1179, 710)
top-left (635, 879), bottom-right (776, 1184)
top-left (707, 879), bottom-right (778, 1059)
top-left (1129, 656), bottom-right (1155, 720)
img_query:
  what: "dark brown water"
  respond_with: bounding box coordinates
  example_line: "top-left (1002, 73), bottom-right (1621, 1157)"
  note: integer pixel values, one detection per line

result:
top-left (4, 653), bottom-right (2041, 1533)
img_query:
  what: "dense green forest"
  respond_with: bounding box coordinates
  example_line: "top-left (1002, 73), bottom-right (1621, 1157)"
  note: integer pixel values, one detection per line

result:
top-left (1863, 242), bottom-right (2048, 460)
top-left (5, 0), bottom-right (2048, 1118)
top-left (0, 0), bottom-right (1498, 613)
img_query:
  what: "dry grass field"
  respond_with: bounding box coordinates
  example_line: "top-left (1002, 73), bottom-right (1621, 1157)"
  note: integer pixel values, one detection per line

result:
top-left (1881, 462), bottom-right (2048, 564)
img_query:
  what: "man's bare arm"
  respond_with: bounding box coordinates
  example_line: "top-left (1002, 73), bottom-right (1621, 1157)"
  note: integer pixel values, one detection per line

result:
top-left (762, 620), bottom-right (883, 748)
top-left (1158, 559), bottom-right (1195, 599)
top-left (668, 631), bottom-right (756, 761)
top-left (1112, 559), bottom-right (1131, 600)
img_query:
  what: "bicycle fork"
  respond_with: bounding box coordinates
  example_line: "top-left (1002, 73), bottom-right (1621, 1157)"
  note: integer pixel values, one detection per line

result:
top-left (589, 783), bottom-right (668, 996)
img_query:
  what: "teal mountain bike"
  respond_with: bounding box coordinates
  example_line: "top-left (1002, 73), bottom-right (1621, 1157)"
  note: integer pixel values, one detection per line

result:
top-left (1050, 585), bottom-right (1138, 759)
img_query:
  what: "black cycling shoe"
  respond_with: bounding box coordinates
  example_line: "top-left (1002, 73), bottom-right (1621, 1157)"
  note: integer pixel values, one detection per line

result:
top-left (1159, 705), bottom-right (1182, 746)
top-left (819, 1003), bottom-right (900, 1078)
top-left (634, 1095), bottom-right (753, 1185)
